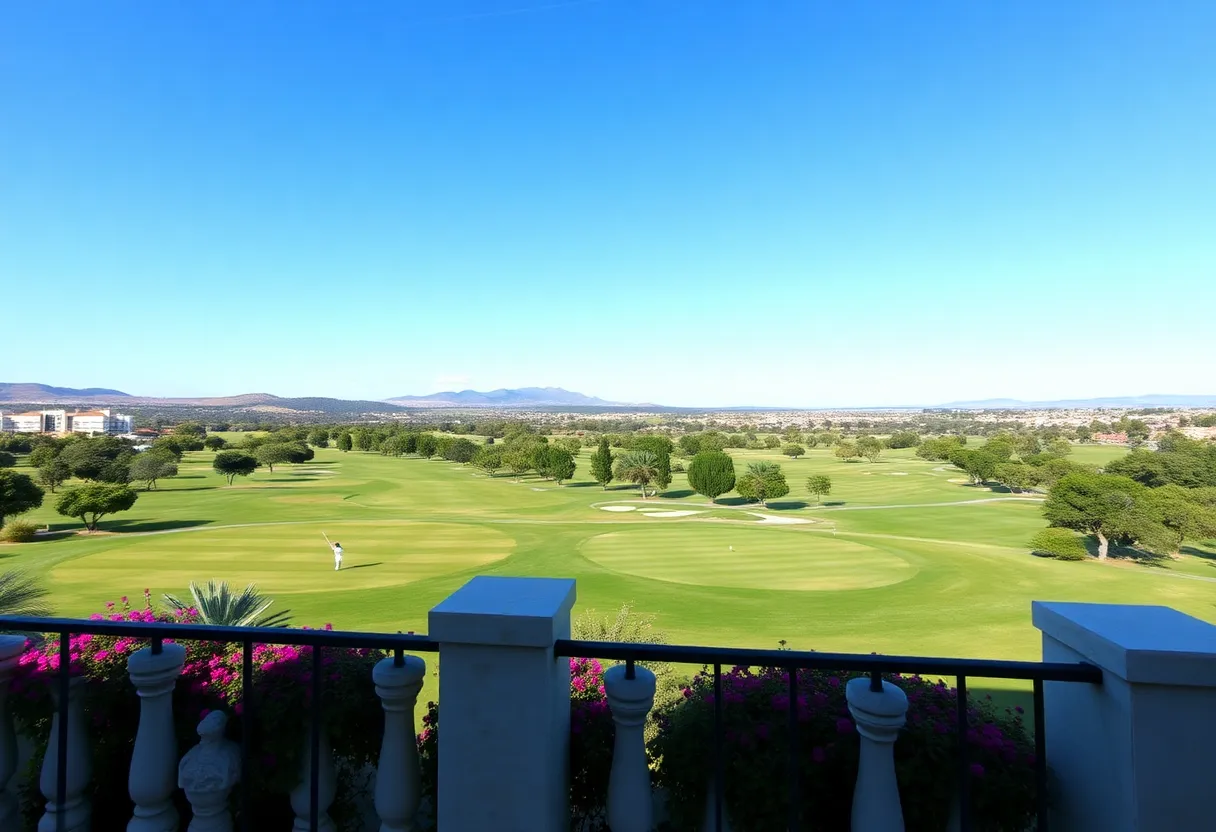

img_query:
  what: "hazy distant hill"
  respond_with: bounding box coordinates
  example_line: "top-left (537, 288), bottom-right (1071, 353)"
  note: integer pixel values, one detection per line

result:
top-left (938, 395), bottom-right (1216, 409)
top-left (0, 384), bottom-right (407, 414)
top-left (0, 383), bottom-right (133, 402)
top-left (385, 387), bottom-right (641, 408)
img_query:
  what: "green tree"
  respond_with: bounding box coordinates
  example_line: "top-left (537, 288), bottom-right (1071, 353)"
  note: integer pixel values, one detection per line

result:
top-left (982, 435), bottom-right (1016, 462)
top-left (630, 436), bottom-right (673, 494)
top-left (856, 437), bottom-right (884, 463)
top-left (1014, 435), bottom-right (1043, 459)
top-left (203, 435), bottom-right (228, 452)
top-left (417, 434), bottom-right (438, 459)
top-left (994, 462), bottom-right (1035, 493)
top-left (0, 452), bottom-right (15, 469)
top-left (1143, 485), bottom-right (1216, 555)
top-left (782, 427), bottom-right (803, 444)
top-left (677, 434), bottom-right (703, 457)
top-left (128, 452), bottom-right (179, 491)
top-left (28, 445), bottom-right (59, 469)
top-left (213, 451), bottom-right (258, 485)
top-left (614, 450), bottom-right (661, 498)
top-left (886, 431), bottom-right (921, 449)
top-left (950, 449), bottom-right (1000, 486)
top-left (308, 429), bottom-right (330, 448)
top-left (163, 580), bottom-right (292, 627)
top-left (55, 484), bottom-right (138, 532)
top-left (353, 430), bottom-right (374, 452)
top-left (1046, 438), bottom-right (1073, 458)
top-left (555, 437), bottom-right (583, 457)
top-left (0, 471), bottom-right (44, 527)
top-left (60, 441), bottom-right (114, 481)
top-left (590, 438), bottom-right (614, 490)
top-left (472, 445), bottom-right (503, 476)
top-left (173, 421), bottom-right (208, 439)
top-left (763, 435), bottom-right (781, 449)
top-left (336, 432), bottom-right (353, 452)
top-left (805, 474), bottom-right (832, 504)
top-left (503, 449), bottom-right (533, 480)
top-left (255, 443), bottom-right (295, 472)
top-left (445, 438), bottom-right (479, 463)
top-left (0, 571), bottom-right (52, 617)
top-left (834, 441), bottom-right (859, 462)
top-left (1074, 426), bottom-right (1093, 443)
top-left (543, 447), bottom-right (576, 485)
top-left (38, 458), bottom-right (72, 493)
top-left (916, 436), bottom-right (964, 461)
top-left (735, 461), bottom-right (789, 507)
top-left (687, 451), bottom-right (736, 503)
top-left (1043, 473), bottom-right (1147, 560)
top-left (401, 433), bottom-right (419, 455)
top-left (150, 438), bottom-right (186, 460)
top-left (782, 445), bottom-right (806, 459)
top-left (380, 435), bottom-right (408, 457)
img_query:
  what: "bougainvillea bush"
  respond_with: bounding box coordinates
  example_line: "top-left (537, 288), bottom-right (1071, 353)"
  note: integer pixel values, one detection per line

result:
top-left (418, 656), bottom-right (617, 831)
top-left (10, 593), bottom-right (384, 831)
top-left (650, 666), bottom-right (1037, 832)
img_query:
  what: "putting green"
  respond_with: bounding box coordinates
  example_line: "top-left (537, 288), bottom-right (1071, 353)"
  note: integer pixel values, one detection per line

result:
top-left (48, 521), bottom-right (514, 598)
top-left (580, 526), bottom-right (916, 591)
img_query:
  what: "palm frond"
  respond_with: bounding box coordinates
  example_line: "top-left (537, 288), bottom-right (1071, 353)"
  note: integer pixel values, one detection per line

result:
top-left (0, 570), bottom-right (52, 619)
top-left (164, 580), bottom-right (292, 628)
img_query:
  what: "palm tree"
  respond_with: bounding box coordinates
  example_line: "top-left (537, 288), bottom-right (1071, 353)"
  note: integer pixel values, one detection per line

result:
top-left (614, 450), bottom-right (661, 498)
top-left (736, 461), bottom-right (788, 508)
top-left (0, 570), bottom-right (51, 618)
top-left (163, 580), bottom-right (292, 628)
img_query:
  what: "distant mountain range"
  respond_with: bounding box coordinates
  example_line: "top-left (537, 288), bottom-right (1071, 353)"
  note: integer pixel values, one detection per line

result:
top-left (384, 387), bottom-right (644, 408)
top-left (0, 383), bottom-right (407, 414)
top-left (936, 395), bottom-right (1216, 409)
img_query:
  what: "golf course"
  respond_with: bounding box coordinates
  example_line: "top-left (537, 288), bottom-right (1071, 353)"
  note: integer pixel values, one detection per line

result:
top-left (6, 438), bottom-right (1215, 677)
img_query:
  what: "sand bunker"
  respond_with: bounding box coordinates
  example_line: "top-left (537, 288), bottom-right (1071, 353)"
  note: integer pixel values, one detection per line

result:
top-left (749, 513), bottom-right (813, 525)
top-left (600, 505), bottom-right (637, 512)
top-left (530, 487), bottom-right (548, 492)
top-left (641, 510), bottom-right (702, 518)
top-left (886, 472), bottom-right (909, 476)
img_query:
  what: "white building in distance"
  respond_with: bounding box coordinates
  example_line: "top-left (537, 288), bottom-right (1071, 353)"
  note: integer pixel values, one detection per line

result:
top-left (0, 409), bottom-right (134, 436)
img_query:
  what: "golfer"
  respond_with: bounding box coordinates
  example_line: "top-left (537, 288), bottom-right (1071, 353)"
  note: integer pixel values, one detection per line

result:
top-left (331, 541), bottom-right (344, 570)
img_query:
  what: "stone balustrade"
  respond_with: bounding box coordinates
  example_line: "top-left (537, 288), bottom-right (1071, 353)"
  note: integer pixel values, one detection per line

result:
top-left (2, 582), bottom-right (1215, 832)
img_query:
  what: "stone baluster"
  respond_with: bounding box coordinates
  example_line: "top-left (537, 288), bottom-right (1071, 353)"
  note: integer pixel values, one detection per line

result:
top-left (289, 727), bottom-right (337, 832)
top-left (603, 662), bottom-right (656, 832)
top-left (0, 635), bottom-right (28, 828)
top-left (701, 776), bottom-right (732, 832)
top-left (179, 711), bottom-right (240, 832)
top-left (38, 677), bottom-right (91, 832)
top-left (372, 652), bottom-right (426, 832)
top-left (128, 641), bottom-right (187, 831)
top-left (846, 676), bottom-right (908, 832)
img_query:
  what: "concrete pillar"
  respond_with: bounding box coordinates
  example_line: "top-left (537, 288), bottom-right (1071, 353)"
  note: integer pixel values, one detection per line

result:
top-left (127, 642), bottom-right (186, 831)
top-left (603, 663), bottom-right (656, 832)
top-left (846, 677), bottom-right (907, 832)
top-left (1033, 601), bottom-right (1216, 831)
top-left (429, 576), bottom-right (576, 832)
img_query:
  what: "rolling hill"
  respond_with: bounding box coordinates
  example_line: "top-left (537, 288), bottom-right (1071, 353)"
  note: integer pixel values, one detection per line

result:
top-left (384, 387), bottom-right (641, 408)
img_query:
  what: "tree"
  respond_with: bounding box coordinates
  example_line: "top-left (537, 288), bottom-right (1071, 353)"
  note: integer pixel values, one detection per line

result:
top-left (590, 438), bottom-right (614, 490)
top-left (353, 430), bottom-right (374, 452)
top-left (916, 436), bottom-right (965, 461)
top-left (1046, 439), bottom-right (1073, 458)
top-left (994, 462), bottom-right (1035, 493)
top-left (128, 452), bottom-right (179, 491)
top-left (782, 445), bottom-right (806, 459)
top-left (445, 438), bottom-right (478, 463)
top-left (541, 447), bottom-right (576, 485)
top-left (949, 449), bottom-right (1000, 486)
top-left (1074, 426), bottom-right (1093, 443)
top-left (834, 441), bottom-right (859, 462)
top-left (1043, 473), bottom-right (1148, 560)
top-left (614, 450), bottom-right (661, 498)
top-left (555, 437), bottom-right (583, 457)
top-left (284, 443), bottom-right (314, 464)
top-left (416, 434), bottom-right (438, 459)
top-left (806, 474), bottom-right (832, 504)
top-left (687, 451), bottom-right (736, 503)
top-left (472, 445), bottom-right (503, 476)
top-left (38, 458), bottom-right (72, 493)
top-left (857, 436), bottom-right (885, 461)
top-left (886, 431), bottom-right (921, 449)
top-left (0, 471), bottom-right (44, 527)
top-left (308, 429), bottom-right (330, 449)
top-left (336, 433), bottom-right (353, 452)
top-left (678, 434), bottom-right (703, 457)
top-left (630, 436), bottom-right (673, 494)
top-left (380, 435), bottom-right (407, 457)
top-left (763, 435), bottom-right (781, 449)
top-left (60, 440), bottom-right (114, 481)
top-left (1142, 485), bottom-right (1216, 555)
top-left (735, 461), bottom-right (789, 507)
top-left (28, 445), bottom-right (58, 469)
top-left (1014, 435), bottom-right (1043, 460)
top-left (982, 435), bottom-right (1016, 462)
top-left (151, 437), bottom-right (186, 460)
top-left (173, 421), bottom-right (208, 439)
top-left (203, 435), bottom-right (228, 452)
top-left (255, 443), bottom-right (295, 472)
top-left (55, 484), bottom-right (138, 532)
top-left (164, 580), bottom-right (291, 627)
top-left (213, 451), bottom-right (258, 485)
top-left (0, 452), bottom-right (14, 469)
top-left (503, 449), bottom-right (533, 480)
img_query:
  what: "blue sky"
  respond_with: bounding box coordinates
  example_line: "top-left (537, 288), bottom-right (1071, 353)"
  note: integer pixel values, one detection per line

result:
top-left (2, 1), bottom-right (1213, 407)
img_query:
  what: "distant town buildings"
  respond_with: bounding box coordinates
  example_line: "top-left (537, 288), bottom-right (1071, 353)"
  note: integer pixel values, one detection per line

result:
top-left (1091, 432), bottom-right (1130, 444)
top-left (0, 409), bottom-right (133, 436)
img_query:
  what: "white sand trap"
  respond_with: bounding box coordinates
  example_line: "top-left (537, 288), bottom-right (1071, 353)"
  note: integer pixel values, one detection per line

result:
top-left (886, 472), bottom-right (909, 476)
top-left (749, 513), bottom-right (813, 525)
top-left (531, 487), bottom-right (548, 492)
top-left (600, 505), bottom-right (637, 512)
top-left (301, 469), bottom-right (336, 474)
top-left (947, 478), bottom-right (969, 484)
top-left (641, 510), bottom-right (702, 518)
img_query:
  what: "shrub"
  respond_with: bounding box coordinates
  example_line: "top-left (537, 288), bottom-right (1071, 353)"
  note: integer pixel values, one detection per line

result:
top-left (0, 519), bottom-right (38, 543)
top-left (11, 593), bottom-right (384, 830)
top-left (652, 666), bottom-right (1036, 831)
top-left (1029, 528), bottom-right (1089, 561)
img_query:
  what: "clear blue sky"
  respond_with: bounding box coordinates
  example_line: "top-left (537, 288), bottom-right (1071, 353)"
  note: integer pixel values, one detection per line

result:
top-left (2, 1), bottom-right (1213, 407)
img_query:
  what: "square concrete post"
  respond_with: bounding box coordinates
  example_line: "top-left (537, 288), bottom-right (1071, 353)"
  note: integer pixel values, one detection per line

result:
top-left (429, 576), bottom-right (576, 832)
top-left (1033, 601), bottom-right (1216, 831)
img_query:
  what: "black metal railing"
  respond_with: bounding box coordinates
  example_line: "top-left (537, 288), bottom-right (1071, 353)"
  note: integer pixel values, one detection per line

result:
top-left (555, 638), bottom-right (1104, 832)
top-left (0, 616), bottom-right (437, 832)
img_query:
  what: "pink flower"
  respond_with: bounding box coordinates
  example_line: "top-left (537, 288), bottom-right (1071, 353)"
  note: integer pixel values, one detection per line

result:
top-left (94, 650), bottom-right (110, 662)
top-left (120, 596), bottom-right (128, 604)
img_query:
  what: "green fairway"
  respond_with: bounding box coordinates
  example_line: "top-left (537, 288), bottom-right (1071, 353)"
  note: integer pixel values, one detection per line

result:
top-left (5, 442), bottom-right (1214, 685)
